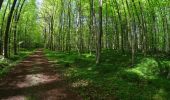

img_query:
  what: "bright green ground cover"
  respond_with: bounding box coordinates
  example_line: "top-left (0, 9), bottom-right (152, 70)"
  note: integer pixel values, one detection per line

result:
top-left (45, 50), bottom-right (170, 100)
top-left (0, 49), bottom-right (34, 77)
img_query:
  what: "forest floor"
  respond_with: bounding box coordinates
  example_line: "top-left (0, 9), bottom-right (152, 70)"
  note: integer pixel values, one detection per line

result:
top-left (45, 50), bottom-right (170, 100)
top-left (0, 49), bottom-right (170, 100)
top-left (0, 50), bottom-right (81, 100)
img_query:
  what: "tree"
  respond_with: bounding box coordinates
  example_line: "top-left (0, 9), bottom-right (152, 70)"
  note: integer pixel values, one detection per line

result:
top-left (13, 0), bottom-right (26, 55)
top-left (0, 0), bottom-right (10, 55)
top-left (4, 0), bottom-right (18, 58)
top-left (96, 0), bottom-right (103, 64)
top-left (0, 0), bottom-right (3, 10)
top-left (37, 0), bottom-right (170, 64)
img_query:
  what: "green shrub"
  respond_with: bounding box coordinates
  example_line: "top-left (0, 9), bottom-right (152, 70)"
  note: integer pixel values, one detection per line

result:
top-left (119, 71), bottom-right (145, 83)
top-left (159, 61), bottom-right (170, 78)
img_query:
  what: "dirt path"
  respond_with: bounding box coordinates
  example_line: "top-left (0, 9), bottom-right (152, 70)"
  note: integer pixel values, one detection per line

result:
top-left (0, 50), bottom-right (81, 100)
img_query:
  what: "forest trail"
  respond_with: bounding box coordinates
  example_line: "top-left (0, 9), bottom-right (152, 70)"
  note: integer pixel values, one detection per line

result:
top-left (0, 50), bottom-right (81, 100)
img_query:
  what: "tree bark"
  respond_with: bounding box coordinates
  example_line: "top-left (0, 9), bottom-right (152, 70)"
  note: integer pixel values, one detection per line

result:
top-left (96, 0), bottom-right (102, 64)
top-left (0, 0), bottom-right (3, 10)
top-left (0, 0), bottom-right (9, 55)
top-left (4, 0), bottom-right (17, 58)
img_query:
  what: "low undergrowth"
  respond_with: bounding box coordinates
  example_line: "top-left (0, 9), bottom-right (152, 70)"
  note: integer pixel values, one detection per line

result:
top-left (45, 50), bottom-right (170, 100)
top-left (0, 50), bottom-right (33, 77)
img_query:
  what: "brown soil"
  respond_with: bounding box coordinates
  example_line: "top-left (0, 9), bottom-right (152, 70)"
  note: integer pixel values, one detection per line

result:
top-left (0, 50), bottom-right (81, 100)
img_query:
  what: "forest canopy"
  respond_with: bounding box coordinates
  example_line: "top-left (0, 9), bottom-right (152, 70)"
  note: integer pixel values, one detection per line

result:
top-left (0, 0), bottom-right (170, 63)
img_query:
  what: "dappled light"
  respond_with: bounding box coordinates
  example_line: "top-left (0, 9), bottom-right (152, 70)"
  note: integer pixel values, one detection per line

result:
top-left (124, 58), bottom-right (160, 79)
top-left (4, 95), bottom-right (26, 100)
top-left (0, 0), bottom-right (170, 99)
top-left (45, 50), bottom-right (170, 99)
top-left (153, 88), bottom-right (168, 100)
top-left (72, 80), bottom-right (90, 88)
top-left (0, 50), bottom-right (81, 100)
top-left (16, 73), bottom-right (59, 88)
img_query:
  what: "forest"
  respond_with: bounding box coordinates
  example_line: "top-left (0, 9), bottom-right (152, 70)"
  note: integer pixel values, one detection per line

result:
top-left (0, 0), bottom-right (170, 99)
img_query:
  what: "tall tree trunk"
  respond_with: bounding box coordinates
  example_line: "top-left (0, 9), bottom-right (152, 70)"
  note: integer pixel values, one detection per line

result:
top-left (66, 0), bottom-right (71, 52)
top-left (114, 0), bottom-right (124, 53)
top-left (105, 0), bottom-right (109, 49)
top-left (13, 0), bottom-right (21, 55)
top-left (96, 0), bottom-right (102, 64)
top-left (4, 0), bottom-right (17, 58)
top-left (78, 0), bottom-right (83, 53)
top-left (0, 0), bottom-right (3, 10)
top-left (89, 0), bottom-right (94, 53)
top-left (0, 0), bottom-right (9, 55)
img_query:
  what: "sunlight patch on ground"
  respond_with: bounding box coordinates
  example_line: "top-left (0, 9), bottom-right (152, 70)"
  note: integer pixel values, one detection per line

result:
top-left (36, 61), bottom-right (45, 65)
top-left (87, 67), bottom-right (92, 71)
top-left (17, 73), bottom-right (59, 88)
top-left (2, 95), bottom-right (26, 100)
top-left (21, 61), bottom-right (32, 63)
top-left (72, 80), bottom-right (90, 88)
top-left (64, 68), bottom-right (78, 77)
top-left (31, 55), bottom-right (41, 57)
top-left (152, 88), bottom-right (167, 100)
top-left (48, 60), bottom-right (58, 63)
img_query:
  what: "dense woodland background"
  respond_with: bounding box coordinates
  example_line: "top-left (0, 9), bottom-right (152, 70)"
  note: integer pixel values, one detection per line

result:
top-left (0, 0), bottom-right (170, 99)
top-left (0, 0), bottom-right (170, 63)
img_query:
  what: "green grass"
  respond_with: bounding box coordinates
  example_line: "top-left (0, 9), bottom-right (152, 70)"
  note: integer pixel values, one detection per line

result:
top-left (0, 50), bottom-right (33, 77)
top-left (45, 50), bottom-right (170, 100)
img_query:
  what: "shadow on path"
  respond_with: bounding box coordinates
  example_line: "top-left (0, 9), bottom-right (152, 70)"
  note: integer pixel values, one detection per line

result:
top-left (0, 50), bottom-right (81, 100)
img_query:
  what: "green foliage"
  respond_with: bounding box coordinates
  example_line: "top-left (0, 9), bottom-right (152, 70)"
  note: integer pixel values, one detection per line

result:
top-left (1, 0), bottom-right (170, 98)
top-left (0, 50), bottom-right (33, 77)
top-left (45, 50), bottom-right (170, 100)
top-left (124, 58), bottom-right (160, 79)
top-left (159, 61), bottom-right (170, 78)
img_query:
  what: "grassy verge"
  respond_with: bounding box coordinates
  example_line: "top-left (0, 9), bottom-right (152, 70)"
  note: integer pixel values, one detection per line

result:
top-left (0, 49), bottom-right (34, 78)
top-left (45, 50), bottom-right (170, 100)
